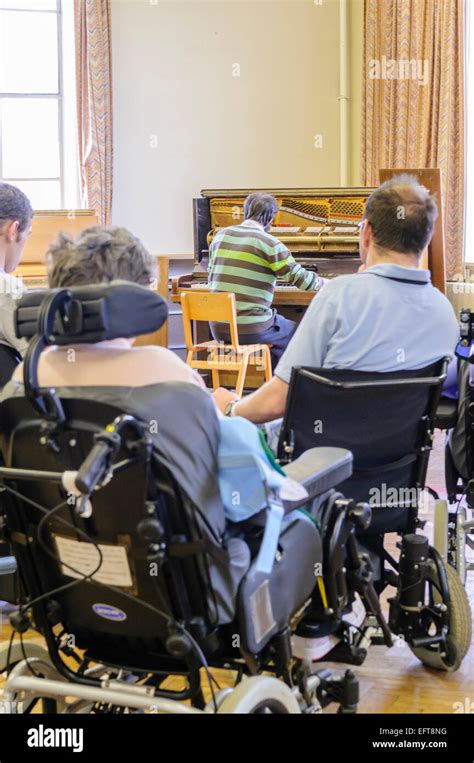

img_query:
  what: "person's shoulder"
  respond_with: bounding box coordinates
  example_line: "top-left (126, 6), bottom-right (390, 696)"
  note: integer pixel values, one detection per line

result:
top-left (133, 345), bottom-right (183, 364)
top-left (0, 272), bottom-right (25, 301)
top-left (133, 346), bottom-right (205, 385)
top-left (259, 230), bottom-right (287, 250)
top-left (228, 225), bottom-right (281, 248)
top-left (428, 287), bottom-right (457, 319)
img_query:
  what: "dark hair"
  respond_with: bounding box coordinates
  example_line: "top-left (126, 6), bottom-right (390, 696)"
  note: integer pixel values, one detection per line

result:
top-left (364, 174), bottom-right (438, 256)
top-left (243, 192), bottom-right (278, 229)
top-left (47, 226), bottom-right (157, 289)
top-left (0, 182), bottom-right (33, 233)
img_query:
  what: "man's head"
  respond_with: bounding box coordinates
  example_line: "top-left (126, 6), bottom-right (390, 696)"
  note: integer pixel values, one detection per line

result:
top-left (47, 225), bottom-right (157, 289)
top-left (359, 175), bottom-right (438, 266)
top-left (0, 183), bottom-right (33, 273)
top-left (243, 193), bottom-right (279, 231)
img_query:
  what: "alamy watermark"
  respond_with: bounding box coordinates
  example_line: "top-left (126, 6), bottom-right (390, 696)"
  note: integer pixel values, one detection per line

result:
top-left (368, 56), bottom-right (429, 86)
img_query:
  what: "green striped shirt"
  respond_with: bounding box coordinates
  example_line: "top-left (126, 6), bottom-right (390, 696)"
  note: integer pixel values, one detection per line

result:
top-left (208, 220), bottom-right (323, 332)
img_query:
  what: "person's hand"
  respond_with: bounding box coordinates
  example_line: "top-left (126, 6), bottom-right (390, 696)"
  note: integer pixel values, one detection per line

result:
top-left (213, 387), bottom-right (240, 414)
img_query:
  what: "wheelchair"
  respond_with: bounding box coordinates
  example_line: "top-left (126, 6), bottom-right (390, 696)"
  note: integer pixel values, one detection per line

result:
top-left (0, 282), bottom-right (373, 715)
top-left (277, 364), bottom-right (472, 672)
top-left (433, 358), bottom-right (474, 584)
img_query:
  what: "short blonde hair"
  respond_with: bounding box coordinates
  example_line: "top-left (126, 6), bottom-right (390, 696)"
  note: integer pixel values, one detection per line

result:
top-left (46, 226), bottom-right (157, 289)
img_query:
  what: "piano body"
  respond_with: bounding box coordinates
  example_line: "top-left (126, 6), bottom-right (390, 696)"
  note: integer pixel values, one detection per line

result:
top-left (14, 209), bottom-right (99, 289)
top-left (172, 187), bottom-right (370, 315)
top-left (12, 209), bottom-right (169, 348)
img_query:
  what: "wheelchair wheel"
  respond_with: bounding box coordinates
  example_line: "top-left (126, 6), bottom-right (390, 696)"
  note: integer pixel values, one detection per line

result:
top-left (410, 562), bottom-right (472, 672)
top-left (216, 676), bottom-right (301, 714)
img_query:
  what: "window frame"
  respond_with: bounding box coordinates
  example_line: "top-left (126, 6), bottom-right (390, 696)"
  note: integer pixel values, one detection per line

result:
top-left (0, 0), bottom-right (66, 208)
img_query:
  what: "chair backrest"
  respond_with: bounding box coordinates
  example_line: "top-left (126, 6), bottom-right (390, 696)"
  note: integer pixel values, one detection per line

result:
top-left (0, 395), bottom-right (222, 672)
top-left (0, 344), bottom-right (21, 388)
top-left (278, 361), bottom-right (448, 510)
top-left (181, 291), bottom-right (239, 349)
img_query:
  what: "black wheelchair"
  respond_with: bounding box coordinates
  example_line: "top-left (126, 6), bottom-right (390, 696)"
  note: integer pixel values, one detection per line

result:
top-left (0, 282), bottom-right (376, 715)
top-left (277, 364), bottom-right (472, 672)
top-left (431, 313), bottom-right (474, 583)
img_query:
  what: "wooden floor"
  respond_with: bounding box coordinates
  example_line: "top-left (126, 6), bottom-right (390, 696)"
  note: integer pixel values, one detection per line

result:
top-left (1, 432), bottom-right (473, 713)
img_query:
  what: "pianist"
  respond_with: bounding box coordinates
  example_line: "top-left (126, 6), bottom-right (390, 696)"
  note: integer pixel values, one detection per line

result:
top-left (214, 175), bottom-right (458, 422)
top-left (208, 192), bottom-right (325, 364)
top-left (0, 183), bottom-right (32, 357)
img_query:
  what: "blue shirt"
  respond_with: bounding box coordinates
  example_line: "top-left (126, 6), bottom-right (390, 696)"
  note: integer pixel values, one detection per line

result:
top-left (275, 264), bottom-right (459, 383)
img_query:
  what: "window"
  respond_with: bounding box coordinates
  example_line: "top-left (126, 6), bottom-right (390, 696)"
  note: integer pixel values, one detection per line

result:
top-left (0, 0), bottom-right (79, 210)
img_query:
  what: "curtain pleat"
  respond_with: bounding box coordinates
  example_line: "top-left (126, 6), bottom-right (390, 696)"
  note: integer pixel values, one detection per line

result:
top-left (74, 0), bottom-right (113, 225)
top-left (361, 0), bottom-right (464, 279)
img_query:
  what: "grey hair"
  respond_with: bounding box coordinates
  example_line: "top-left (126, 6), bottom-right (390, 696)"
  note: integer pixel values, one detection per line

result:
top-left (0, 182), bottom-right (33, 233)
top-left (46, 226), bottom-right (157, 289)
top-left (243, 193), bottom-right (279, 229)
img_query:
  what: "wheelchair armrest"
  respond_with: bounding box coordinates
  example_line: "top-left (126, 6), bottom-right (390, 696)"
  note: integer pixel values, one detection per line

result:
top-left (434, 396), bottom-right (458, 430)
top-left (281, 447), bottom-right (353, 511)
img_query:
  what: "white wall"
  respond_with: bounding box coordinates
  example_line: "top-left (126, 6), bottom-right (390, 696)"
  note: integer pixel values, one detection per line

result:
top-left (111, 0), bottom-right (344, 255)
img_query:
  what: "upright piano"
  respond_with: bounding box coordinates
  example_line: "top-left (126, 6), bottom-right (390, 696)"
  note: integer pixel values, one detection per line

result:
top-left (14, 209), bottom-right (99, 289)
top-left (171, 176), bottom-right (446, 316)
top-left (172, 187), bottom-right (371, 316)
top-left (12, 209), bottom-right (169, 347)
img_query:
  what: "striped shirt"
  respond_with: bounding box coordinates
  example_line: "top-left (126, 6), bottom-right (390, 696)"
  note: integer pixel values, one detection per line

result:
top-left (208, 219), bottom-right (323, 332)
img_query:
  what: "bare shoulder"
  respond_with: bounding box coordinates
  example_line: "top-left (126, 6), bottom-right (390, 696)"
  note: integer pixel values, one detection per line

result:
top-left (131, 345), bottom-right (204, 386)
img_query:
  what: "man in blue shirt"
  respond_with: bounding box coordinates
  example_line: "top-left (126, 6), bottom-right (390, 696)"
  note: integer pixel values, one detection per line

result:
top-left (214, 174), bottom-right (458, 421)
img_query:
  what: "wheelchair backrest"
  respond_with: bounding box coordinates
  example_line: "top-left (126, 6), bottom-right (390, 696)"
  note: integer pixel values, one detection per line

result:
top-left (278, 361), bottom-right (448, 507)
top-left (0, 394), bottom-right (227, 670)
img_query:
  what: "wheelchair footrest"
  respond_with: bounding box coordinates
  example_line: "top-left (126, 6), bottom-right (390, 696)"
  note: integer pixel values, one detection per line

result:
top-left (318, 640), bottom-right (367, 666)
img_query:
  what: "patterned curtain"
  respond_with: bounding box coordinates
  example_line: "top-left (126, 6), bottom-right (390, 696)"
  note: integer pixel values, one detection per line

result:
top-left (361, 0), bottom-right (465, 280)
top-left (74, 0), bottom-right (113, 224)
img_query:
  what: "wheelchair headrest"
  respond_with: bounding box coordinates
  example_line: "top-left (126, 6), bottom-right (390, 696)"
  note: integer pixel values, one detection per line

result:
top-left (15, 281), bottom-right (168, 345)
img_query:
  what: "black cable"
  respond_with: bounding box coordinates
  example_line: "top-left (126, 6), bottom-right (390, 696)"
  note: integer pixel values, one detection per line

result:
top-left (5, 628), bottom-right (15, 677)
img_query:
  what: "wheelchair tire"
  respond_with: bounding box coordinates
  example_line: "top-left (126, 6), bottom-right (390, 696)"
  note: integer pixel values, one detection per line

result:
top-left (216, 676), bottom-right (301, 714)
top-left (410, 562), bottom-right (472, 672)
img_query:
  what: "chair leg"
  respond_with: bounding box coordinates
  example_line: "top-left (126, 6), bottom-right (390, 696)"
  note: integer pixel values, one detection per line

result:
top-left (235, 357), bottom-right (249, 397)
top-left (211, 368), bottom-right (220, 389)
top-left (207, 350), bottom-right (220, 389)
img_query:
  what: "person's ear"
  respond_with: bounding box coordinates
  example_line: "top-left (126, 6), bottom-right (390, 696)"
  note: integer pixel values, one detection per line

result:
top-left (5, 220), bottom-right (19, 244)
top-left (360, 219), bottom-right (372, 250)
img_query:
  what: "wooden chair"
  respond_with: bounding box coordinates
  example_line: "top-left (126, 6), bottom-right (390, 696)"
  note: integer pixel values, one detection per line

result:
top-left (180, 291), bottom-right (272, 395)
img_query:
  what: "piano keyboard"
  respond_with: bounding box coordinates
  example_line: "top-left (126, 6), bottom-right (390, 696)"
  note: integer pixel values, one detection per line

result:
top-left (191, 282), bottom-right (303, 292)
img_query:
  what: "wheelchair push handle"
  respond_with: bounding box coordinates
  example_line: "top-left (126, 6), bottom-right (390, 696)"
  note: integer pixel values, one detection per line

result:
top-left (75, 431), bottom-right (121, 495)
